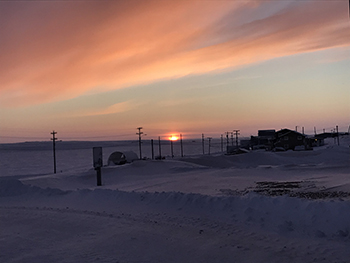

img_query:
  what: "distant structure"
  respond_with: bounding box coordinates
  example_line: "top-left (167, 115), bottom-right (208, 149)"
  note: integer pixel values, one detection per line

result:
top-left (241, 128), bottom-right (318, 152)
top-left (274, 129), bottom-right (312, 151)
top-left (249, 130), bottom-right (276, 150)
top-left (108, 151), bottom-right (138, 166)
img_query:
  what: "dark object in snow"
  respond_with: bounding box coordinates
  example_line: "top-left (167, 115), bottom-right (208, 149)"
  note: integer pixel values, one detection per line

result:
top-left (226, 147), bottom-right (249, 155)
top-left (108, 151), bottom-right (138, 165)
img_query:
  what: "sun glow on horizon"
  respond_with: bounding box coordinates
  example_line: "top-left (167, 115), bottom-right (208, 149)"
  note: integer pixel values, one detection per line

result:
top-left (169, 135), bottom-right (179, 141)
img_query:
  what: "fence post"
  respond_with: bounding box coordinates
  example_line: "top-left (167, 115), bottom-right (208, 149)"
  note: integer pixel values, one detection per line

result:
top-left (93, 147), bottom-right (103, 186)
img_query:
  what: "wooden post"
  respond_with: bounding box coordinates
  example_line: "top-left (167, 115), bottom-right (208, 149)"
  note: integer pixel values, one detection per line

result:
top-left (180, 134), bottom-right (184, 157)
top-left (158, 136), bottom-right (162, 159)
top-left (202, 133), bottom-right (205, 155)
top-left (336, 125), bottom-right (340, 145)
top-left (93, 147), bottom-right (103, 186)
top-left (136, 127), bottom-right (143, 159)
top-left (96, 167), bottom-right (102, 186)
top-left (170, 139), bottom-right (174, 158)
top-left (221, 134), bottom-right (223, 153)
top-left (208, 137), bottom-right (212, 155)
top-left (51, 130), bottom-right (57, 174)
top-left (226, 132), bottom-right (229, 149)
top-left (151, 139), bottom-right (154, 159)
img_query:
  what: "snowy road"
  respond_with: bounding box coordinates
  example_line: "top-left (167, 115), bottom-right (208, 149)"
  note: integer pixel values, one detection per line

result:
top-left (1, 203), bottom-right (350, 263)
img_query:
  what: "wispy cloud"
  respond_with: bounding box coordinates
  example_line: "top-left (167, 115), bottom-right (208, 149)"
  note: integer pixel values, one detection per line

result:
top-left (81, 101), bottom-right (136, 117)
top-left (0, 0), bottom-right (348, 108)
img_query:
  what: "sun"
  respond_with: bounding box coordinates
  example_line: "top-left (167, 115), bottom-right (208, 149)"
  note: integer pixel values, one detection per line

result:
top-left (169, 135), bottom-right (179, 141)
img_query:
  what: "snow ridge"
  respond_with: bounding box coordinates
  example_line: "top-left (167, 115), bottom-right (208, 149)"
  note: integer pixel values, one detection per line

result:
top-left (2, 179), bottom-right (350, 240)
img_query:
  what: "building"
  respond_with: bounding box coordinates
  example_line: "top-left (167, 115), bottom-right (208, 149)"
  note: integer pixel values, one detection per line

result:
top-left (250, 129), bottom-right (276, 150)
top-left (274, 129), bottom-right (312, 151)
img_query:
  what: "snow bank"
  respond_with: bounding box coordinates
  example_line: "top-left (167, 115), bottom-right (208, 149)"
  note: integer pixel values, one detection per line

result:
top-left (2, 179), bottom-right (350, 239)
top-left (0, 179), bottom-right (68, 197)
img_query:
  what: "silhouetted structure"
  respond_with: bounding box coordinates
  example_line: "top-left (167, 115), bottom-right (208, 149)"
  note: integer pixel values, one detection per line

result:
top-left (247, 128), bottom-right (316, 151)
top-left (274, 129), bottom-right (312, 151)
top-left (250, 130), bottom-right (276, 150)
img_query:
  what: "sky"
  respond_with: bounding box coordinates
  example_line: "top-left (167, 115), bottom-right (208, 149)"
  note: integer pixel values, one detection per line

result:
top-left (0, 0), bottom-right (349, 143)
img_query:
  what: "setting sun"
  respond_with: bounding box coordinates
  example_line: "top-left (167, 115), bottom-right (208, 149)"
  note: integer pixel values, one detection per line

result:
top-left (169, 136), bottom-right (179, 141)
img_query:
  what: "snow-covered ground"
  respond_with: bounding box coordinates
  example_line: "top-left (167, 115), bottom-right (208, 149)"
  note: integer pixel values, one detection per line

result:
top-left (1, 136), bottom-right (350, 263)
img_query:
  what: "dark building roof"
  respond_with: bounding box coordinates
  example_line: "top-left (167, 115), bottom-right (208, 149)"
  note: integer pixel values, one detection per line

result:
top-left (258, 130), bottom-right (276, 137)
top-left (314, 132), bottom-right (335, 139)
top-left (276, 129), bottom-right (305, 138)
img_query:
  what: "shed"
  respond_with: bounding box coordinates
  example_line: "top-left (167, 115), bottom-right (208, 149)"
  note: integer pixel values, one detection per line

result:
top-left (108, 151), bottom-right (138, 165)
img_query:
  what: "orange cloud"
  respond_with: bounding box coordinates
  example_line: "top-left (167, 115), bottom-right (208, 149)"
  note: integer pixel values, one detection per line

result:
top-left (79, 101), bottom-right (138, 117)
top-left (0, 0), bottom-right (348, 108)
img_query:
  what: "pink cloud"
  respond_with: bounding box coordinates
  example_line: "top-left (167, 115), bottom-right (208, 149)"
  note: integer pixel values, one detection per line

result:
top-left (0, 0), bottom-right (348, 108)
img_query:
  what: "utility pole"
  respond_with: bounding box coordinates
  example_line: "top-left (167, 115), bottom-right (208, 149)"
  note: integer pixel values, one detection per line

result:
top-left (225, 132), bottom-right (230, 149)
top-left (93, 147), bottom-right (103, 186)
top-left (180, 134), bottom-right (184, 157)
top-left (231, 132), bottom-right (234, 146)
top-left (51, 130), bottom-right (57, 174)
top-left (151, 139), bottom-right (154, 160)
top-left (336, 125), bottom-right (340, 146)
top-left (233, 130), bottom-right (240, 149)
top-left (207, 137), bottom-right (212, 155)
top-left (170, 136), bottom-right (174, 158)
top-left (136, 127), bottom-right (143, 160)
top-left (314, 127), bottom-right (317, 136)
top-left (158, 136), bottom-right (162, 160)
top-left (221, 134), bottom-right (224, 153)
top-left (302, 127), bottom-right (304, 135)
top-left (202, 133), bottom-right (205, 155)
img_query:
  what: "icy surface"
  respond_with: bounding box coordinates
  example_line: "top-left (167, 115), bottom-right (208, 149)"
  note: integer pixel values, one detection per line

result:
top-left (1, 136), bottom-right (350, 262)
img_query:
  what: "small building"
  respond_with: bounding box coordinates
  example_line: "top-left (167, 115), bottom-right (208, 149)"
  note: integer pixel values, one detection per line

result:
top-left (274, 129), bottom-right (312, 151)
top-left (250, 129), bottom-right (276, 150)
top-left (309, 132), bottom-right (335, 147)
